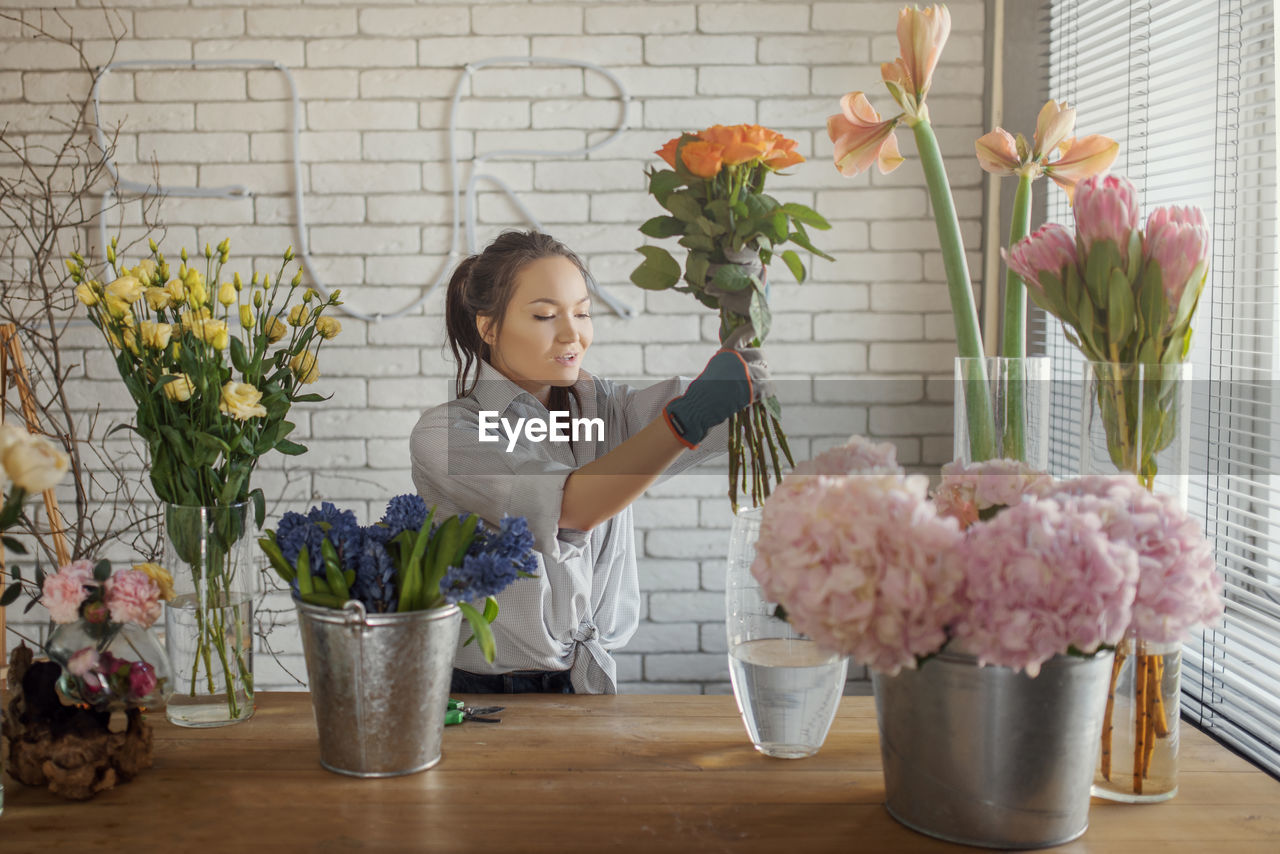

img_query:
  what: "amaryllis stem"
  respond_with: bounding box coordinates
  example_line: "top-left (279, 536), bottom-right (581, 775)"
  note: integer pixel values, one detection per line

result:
top-left (911, 118), bottom-right (996, 461)
top-left (1002, 173), bottom-right (1033, 461)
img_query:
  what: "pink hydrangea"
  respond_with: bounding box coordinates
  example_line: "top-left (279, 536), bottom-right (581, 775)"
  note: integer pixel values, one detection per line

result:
top-left (792, 435), bottom-right (902, 476)
top-left (751, 470), bottom-right (964, 675)
top-left (950, 494), bottom-right (1141, 676)
top-left (41, 559), bottom-right (96, 623)
top-left (1044, 475), bottom-right (1223, 642)
top-left (933, 458), bottom-right (1055, 528)
top-left (104, 569), bottom-right (163, 629)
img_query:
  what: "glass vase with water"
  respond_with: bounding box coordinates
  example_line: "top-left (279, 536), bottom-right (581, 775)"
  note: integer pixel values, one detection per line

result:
top-left (726, 507), bottom-right (847, 758)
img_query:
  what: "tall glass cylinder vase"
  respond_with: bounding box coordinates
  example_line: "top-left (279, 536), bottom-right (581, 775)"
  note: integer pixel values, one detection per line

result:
top-left (954, 356), bottom-right (1051, 468)
top-left (1082, 361), bottom-right (1192, 802)
top-left (163, 501), bottom-right (259, 727)
top-left (1081, 361), bottom-right (1192, 505)
top-left (725, 508), bottom-right (848, 759)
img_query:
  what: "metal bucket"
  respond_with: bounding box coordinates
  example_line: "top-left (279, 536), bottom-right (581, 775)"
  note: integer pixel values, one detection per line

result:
top-left (296, 600), bottom-right (461, 777)
top-left (872, 650), bottom-right (1115, 849)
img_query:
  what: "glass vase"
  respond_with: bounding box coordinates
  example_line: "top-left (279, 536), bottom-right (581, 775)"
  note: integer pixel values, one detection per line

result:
top-left (1081, 361), bottom-right (1192, 505)
top-left (954, 356), bottom-right (1051, 468)
top-left (46, 618), bottom-right (173, 712)
top-left (1093, 635), bottom-right (1181, 802)
top-left (163, 501), bottom-right (259, 727)
top-left (725, 507), bottom-right (847, 758)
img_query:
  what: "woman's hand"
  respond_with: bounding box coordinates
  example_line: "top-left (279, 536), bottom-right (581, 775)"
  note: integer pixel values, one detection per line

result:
top-left (661, 348), bottom-right (774, 448)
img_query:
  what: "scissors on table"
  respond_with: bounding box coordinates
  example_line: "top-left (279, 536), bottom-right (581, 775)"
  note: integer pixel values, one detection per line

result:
top-left (445, 697), bottom-right (503, 725)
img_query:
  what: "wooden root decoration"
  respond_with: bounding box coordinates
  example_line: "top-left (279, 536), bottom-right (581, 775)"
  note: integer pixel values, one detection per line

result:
top-left (2, 644), bottom-right (153, 800)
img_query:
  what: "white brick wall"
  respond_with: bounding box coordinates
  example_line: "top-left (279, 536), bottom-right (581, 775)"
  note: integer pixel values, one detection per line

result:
top-left (2, 0), bottom-right (989, 694)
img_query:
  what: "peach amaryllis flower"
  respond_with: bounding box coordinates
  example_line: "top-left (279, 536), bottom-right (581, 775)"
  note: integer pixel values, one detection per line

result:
top-left (882, 3), bottom-right (951, 118)
top-left (976, 99), bottom-right (1119, 202)
top-left (828, 92), bottom-right (905, 177)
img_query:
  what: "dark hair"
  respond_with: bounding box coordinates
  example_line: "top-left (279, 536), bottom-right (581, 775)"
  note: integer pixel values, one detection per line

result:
top-left (445, 230), bottom-right (590, 414)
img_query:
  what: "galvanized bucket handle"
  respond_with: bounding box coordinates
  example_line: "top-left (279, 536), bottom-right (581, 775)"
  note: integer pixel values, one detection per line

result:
top-left (342, 599), bottom-right (368, 632)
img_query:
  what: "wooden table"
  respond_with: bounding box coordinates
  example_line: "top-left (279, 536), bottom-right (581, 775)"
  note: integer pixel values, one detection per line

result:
top-left (3, 693), bottom-right (1279, 852)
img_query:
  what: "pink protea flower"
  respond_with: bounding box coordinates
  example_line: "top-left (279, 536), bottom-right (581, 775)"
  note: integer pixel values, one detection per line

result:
top-left (1002, 223), bottom-right (1078, 295)
top-left (104, 569), bottom-right (163, 629)
top-left (751, 471), bottom-right (963, 675)
top-left (42, 559), bottom-right (96, 624)
top-left (1045, 475), bottom-right (1223, 642)
top-left (1073, 173), bottom-right (1140, 265)
top-left (950, 495), bottom-right (1141, 676)
top-left (1144, 205), bottom-right (1209, 309)
top-left (933, 458), bottom-right (1055, 529)
top-left (792, 434), bottom-right (901, 476)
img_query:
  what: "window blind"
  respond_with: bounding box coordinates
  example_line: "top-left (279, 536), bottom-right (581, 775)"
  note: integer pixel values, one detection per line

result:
top-left (1035, 0), bottom-right (1279, 776)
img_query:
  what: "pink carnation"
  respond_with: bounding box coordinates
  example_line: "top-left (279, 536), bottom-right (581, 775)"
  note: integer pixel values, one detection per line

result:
top-left (1044, 475), bottom-right (1223, 641)
top-left (933, 458), bottom-right (1054, 529)
top-left (41, 559), bottom-right (96, 624)
top-left (950, 495), bottom-right (1141, 676)
top-left (751, 471), bottom-right (963, 675)
top-left (792, 435), bottom-right (902, 476)
top-left (104, 569), bottom-right (163, 628)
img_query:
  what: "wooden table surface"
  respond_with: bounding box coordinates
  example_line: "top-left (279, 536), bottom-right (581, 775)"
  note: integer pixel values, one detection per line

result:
top-left (3, 692), bottom-right (1279, 852)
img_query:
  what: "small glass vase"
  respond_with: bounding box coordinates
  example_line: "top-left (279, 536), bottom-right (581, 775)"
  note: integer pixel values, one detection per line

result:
top-left (46, 618), bottom-right (173, 711)
top-left (954, 356), bottom-right (1051, 468)
top-left (725, 508), bottom-right (847, 759)
top-left (1093, 635), bottom-right (1181, 802)
top-left (1081, 361), bottom-right (1192, 505)
top-left (163, 501), bottom-right (259, 727)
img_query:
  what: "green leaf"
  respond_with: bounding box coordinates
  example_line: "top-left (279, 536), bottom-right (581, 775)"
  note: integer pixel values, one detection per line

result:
top-left (684, 252), bottom-right (710, 289)
top-left (648, 169), bottom-right (684, 205)
top-left (0, 585), bottom-right (21, 607)
top-left (664, 191), bottom-right (703, 222)
top-left (251, 488), bottom-right (266, 529)
top-left (780, 202), bottom-right (832, 230)
top-left (458, 601), bottom-right (497, 663)
top-left (785, 229), bottom-right (835, 262)
top-left (677, 233), bottom-right (715, 252)
top-left (749, 288), bottom-right (771, 343)
top-left (275, 439), bottom-right (307, 456)
top-left (292, 393), bottom-right (326, 403)
top-left (693, 215), bottom-right (727, 238)
top-left (630, 246), bottom-right (681, 290)
top-left (93, 559), bottom-right (112, 582)
top-left (194, 431), bottom-right (233, 456)
top-left (482, 595), bottom-right (499, 623)
top-left (1106, 268), bottom-right (1134, 348)
top-left (258, 536), bottom-right (296, 583)
top-left (230, 336), bottom-right (250, 374)
top-left (780, 249), bottom-right (806, 283)
top-left (639, 215), bottom-right (686, 239)
top-left (711, 264), bottom-right (754, 292)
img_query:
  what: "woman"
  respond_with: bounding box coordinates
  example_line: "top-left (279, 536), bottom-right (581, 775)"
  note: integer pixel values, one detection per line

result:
top-left (410, 230), bottom-right (771, 694)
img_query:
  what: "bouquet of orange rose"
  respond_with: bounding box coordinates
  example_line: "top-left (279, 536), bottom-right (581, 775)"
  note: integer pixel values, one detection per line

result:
top-left (632, 124), bottom-right (832, 509)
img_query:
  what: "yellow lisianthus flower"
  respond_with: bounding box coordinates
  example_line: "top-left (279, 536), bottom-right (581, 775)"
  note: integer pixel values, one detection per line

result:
top-left (217, 281), bottom-right (237, 306)
top-left (139, 321), bottom-right (173, 351)
top-left (239, 305), bottom-right (254, 328)
top-left (165, 278), bottom-right (187, 304)
top-left (144, 286), bottom-right (172, 311)
top-left (289, 351), bottom-right (319, 384)
top-left (219, 381), bottom-right (267, 421)
top-left (264, 315), bottom-right (288, 343)
top-left (315, 316), bottom-right (342, 340)
top-left (287, 304), bottom-right (309, 327)
top-left (74, 281), bottom-right (100, 306)
top-left (105, 275), bottom-right (144, 304)
top-left (162, 373), bottom-right (195, 402)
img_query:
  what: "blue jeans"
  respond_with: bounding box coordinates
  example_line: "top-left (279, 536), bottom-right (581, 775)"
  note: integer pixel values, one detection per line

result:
top-left (451, 668), bottom-right (574, 694)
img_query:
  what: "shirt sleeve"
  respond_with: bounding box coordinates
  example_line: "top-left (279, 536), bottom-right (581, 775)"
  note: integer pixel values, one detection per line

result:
top-left (600, 376), bottom-right (729, 482)
top-left (409, 403), bottom-right (589, 563)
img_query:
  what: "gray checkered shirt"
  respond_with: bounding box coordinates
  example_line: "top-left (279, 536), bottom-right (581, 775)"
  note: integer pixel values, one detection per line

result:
top-left (410, 361), bottom-right (726, 693)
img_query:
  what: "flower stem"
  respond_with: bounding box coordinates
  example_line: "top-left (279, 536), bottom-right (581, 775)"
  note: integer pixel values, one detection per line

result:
top-left (911, 118), bottom-right (996, 461)
top-left (1002, 173), bottom-right (1033, 460)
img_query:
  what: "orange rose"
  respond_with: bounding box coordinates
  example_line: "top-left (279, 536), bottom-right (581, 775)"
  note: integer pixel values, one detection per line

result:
top-left (655, 136), bottom-right (681, 168)
top-left (763, 135), bottom-right (805, 170)
top-left (702, 124), bottom-right (768, 166)
top-left (681, 140), bottom-right (725, 179)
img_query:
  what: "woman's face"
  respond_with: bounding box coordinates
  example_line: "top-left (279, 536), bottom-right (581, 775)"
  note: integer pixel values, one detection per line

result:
top-left (479, 255), bottom-right (593, 407)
